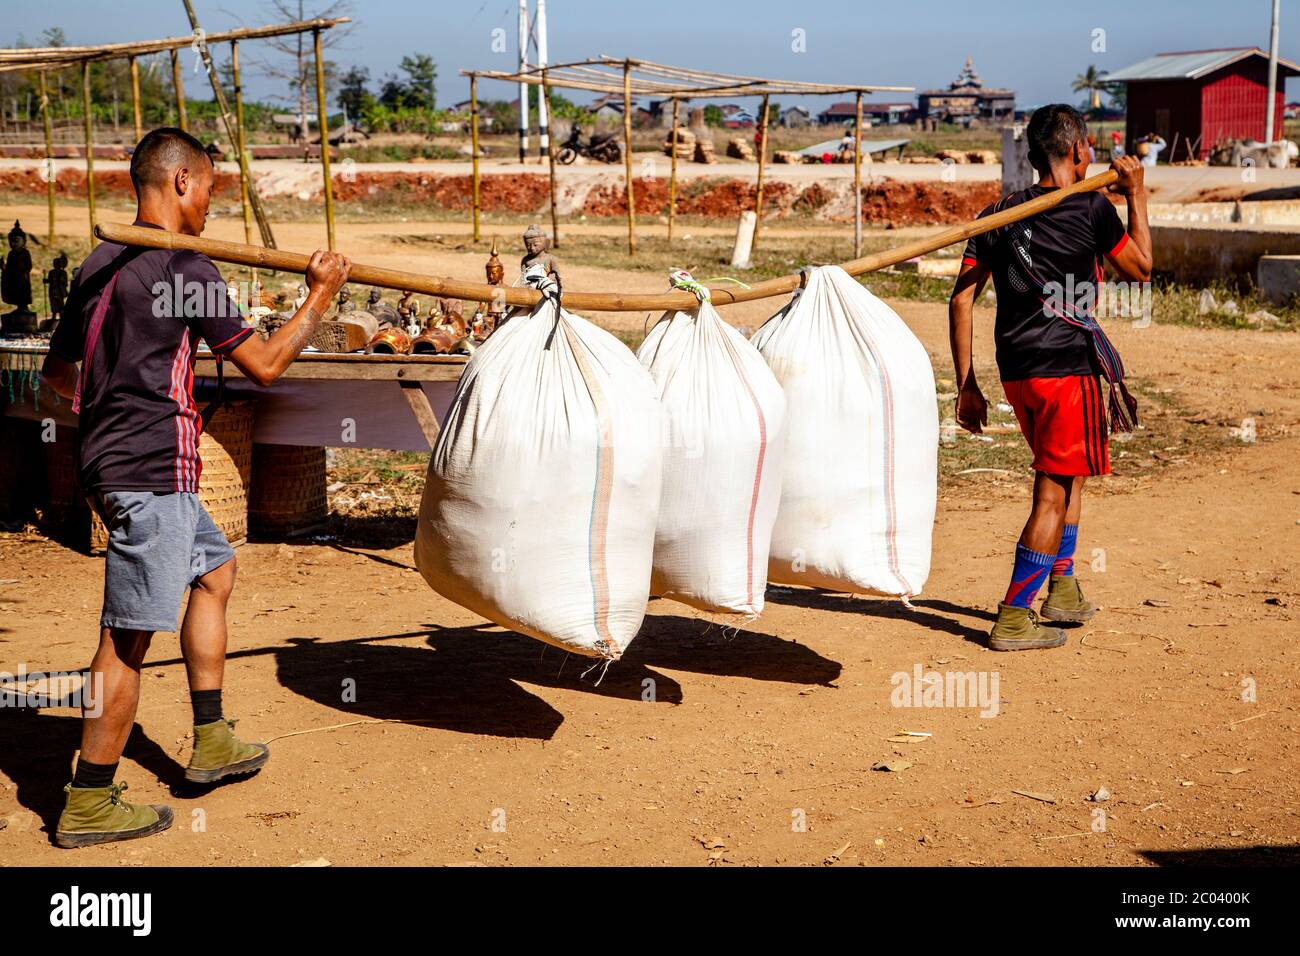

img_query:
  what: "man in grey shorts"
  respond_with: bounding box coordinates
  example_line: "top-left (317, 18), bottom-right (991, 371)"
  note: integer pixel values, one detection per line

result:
top-left (41, 127), bottom-right (350, 848)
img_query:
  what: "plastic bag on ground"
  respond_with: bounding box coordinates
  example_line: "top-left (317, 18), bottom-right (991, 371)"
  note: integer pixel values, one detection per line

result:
top-left (415, 278), bottom-right (663, 659)
top-left (751, 265), bottom-right (938, 597)
top-left (636, 291), bottom-right (785, 616)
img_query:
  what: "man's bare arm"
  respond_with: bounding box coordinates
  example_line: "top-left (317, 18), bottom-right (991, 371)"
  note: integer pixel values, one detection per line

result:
top-left (949, 261), bottom-right (990, 434)
top-left (226, 250), bottom-right (350, 387)
top-left (40, 353), bottom-right (78, 399)
top-left (1106, 155), bottom-right (1152, 283)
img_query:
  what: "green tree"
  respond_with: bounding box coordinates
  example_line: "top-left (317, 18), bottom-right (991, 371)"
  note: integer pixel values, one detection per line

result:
top-left (338, 65), bottom-right (373, 120)
top-left (702, 104), bottom-right (724, 127)
top-left (1072, 65), bottom-right (1109, 112)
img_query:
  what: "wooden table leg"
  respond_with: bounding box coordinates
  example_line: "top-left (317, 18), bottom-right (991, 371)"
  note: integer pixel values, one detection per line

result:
top-left (399, 379), bottom-right (441, 449)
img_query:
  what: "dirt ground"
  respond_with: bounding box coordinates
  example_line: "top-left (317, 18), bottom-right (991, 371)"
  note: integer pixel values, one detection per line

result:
top-left (2, 215), bottom-right (1299, 868)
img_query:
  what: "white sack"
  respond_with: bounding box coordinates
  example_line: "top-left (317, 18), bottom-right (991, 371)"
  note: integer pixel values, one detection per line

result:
top-left (751, 265), bottom-right (937, 596)
top-left (415, 284), bottom-right (663, 659)
top-left (636, 297), bottom-right (785, 615)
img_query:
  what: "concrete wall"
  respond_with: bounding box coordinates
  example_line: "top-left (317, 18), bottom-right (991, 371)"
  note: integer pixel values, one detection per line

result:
top-left (1149, 199), bottom-right (1300, 226)
top-left (1151, 221), bottom-right (1300, 289)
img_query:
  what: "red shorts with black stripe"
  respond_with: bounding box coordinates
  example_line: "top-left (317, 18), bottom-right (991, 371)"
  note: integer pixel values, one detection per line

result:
top-left (1002, 375), bottom-right (1110, 476)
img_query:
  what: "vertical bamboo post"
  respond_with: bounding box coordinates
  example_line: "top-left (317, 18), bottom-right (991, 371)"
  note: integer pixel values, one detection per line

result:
top-left (622, 60), bottom-right (636, 256)
top-left (312, 28), bottom-right (335, 251)
top-left (470, 74), bottom-right (480, 242)
top-left (170, 49), bottom-right (188, 131)
top-left (129, 55), bottom-right (143, 142)
top-left (39, 71), bottom-right (56, 246)
top-left (82, 60), bottom-right (96, 244)
top-left (854, 91), bottom-right (863, 258)
top-left (668, 97), bottom-right (680, 245)
top-left (231, 41), bottom-right (254, 246)
top-left (542, 68), bottom-right (560, 248)
top-left (753, 93), bottom-right (770, 250)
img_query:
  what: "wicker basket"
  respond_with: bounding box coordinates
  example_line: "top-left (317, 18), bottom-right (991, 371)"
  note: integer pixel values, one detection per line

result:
top-left (89, 401), bottom-right (257, 552)
top-left (248, 443), bottom-right (329, 539)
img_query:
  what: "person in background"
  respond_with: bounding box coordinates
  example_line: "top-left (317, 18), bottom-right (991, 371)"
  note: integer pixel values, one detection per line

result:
top-left (1086, 134), bottom-right (1097, 164)
top-left (1138, 133), bottom-right (1165, 168)
top-left (1110, 131), bottom-right (1125, 160)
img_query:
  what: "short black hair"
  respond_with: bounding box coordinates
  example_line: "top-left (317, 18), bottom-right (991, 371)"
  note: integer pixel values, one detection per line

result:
top-left (1026, 104), bottom-right (1089, 172)
top-left (129, 127), bottom-right (213, 194)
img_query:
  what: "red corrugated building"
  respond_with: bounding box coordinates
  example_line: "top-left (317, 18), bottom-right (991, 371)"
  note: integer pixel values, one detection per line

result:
top-left (1106, 48), bottom-right (1299, 160)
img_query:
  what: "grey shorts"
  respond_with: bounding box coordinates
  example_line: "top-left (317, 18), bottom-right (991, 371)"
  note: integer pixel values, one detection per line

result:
top-left (92, 491), bottom-right (236, 633)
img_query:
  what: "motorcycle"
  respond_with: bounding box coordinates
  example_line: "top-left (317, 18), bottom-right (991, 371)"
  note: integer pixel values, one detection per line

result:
top-left (556, 125), bottom-right (623, 165)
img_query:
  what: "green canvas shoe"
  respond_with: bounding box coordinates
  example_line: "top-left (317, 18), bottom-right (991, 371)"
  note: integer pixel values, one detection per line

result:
top-left (186, 718), bottom-right (270, 784)
top-left (1040, 574), bottom-right (1097, 623)
top-left (988, 602), bottom-right (1068, 651)
top-left (55, 782), bottom-right (174, 849)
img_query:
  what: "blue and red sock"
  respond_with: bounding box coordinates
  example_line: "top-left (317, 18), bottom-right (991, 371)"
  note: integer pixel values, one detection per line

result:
top-left (1004, 544), bottom-right (1056, 608)
top-left (1053, 523), bottom-right (1079, 577)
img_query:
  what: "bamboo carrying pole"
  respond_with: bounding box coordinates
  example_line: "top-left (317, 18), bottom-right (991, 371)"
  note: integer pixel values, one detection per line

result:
top-left (82, 60), bottom-right (96, 244)
top-left (39, 71), bottom-right (56, 246)
top-left (668, 98), bottom-right (680, 245)
top-left (96, 169), bottom-right (1118, 313)
top-left (170, 49), bottom-right (187, 131)
top-left (313, 28), bottom-right (335, 251)
top-left (853, 91), bottom-right (863, 258)
top-left (181, 0), bottom-right (276, 248)
top-left (542, 68), bottom-right (560, 248)
top-left (470, 74), bottom-right (480, 242)
top-left (753, 93), bottom-right (770, 249)
top-left (231, 41), bottom-right (254, 246)
top-left (622, 61), bottom-right (636, 256)
top-left (129, 55), bottom-right (143, 143)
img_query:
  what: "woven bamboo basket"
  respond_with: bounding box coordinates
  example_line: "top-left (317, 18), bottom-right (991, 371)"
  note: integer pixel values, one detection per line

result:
top-left (89, 401), bottom-right (256, 552)
top-left (248, 443), bottom-right (329, 538)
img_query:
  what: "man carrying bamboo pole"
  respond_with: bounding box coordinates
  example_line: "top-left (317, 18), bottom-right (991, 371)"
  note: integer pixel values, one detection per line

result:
top-left (41, 128), bottom-right (350, 848)
top-left (948, 105), bottom-right (1151, 651)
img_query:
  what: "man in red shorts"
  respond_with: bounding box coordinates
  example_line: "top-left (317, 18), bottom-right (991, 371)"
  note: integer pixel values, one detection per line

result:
top-left (948, 104), bottom-right (1151, 650)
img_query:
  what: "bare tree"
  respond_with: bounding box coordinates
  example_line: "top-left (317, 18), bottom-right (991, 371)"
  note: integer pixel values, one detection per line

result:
top-left (256, 0), bottom-right (352, 144)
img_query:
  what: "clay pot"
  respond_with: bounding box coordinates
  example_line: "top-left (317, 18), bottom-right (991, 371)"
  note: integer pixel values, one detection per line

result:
top-left (411, 327), bottom-right (456, 354)
top-left (366, 328), bottom-right (412, 354)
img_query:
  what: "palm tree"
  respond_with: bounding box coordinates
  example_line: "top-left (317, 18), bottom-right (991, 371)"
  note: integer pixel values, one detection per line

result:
top-left (1072, 65), bottom-right (1109, 111)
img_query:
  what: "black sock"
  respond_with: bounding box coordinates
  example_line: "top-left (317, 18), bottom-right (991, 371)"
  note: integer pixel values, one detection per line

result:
top-left (71, 758), bottom-right (118, 789)
top-left (191, 689), bottom-right (223, 726)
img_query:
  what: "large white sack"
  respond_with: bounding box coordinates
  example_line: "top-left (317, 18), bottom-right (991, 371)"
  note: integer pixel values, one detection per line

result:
top-left (636, 295), bottom-right (786, 616)
top-left (751, 265), bottom-right (938, 597)
top-left (415, 283), bottom-right (664, 659)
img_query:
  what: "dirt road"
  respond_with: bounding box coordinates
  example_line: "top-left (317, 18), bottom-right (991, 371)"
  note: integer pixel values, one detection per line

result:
top-left (2, 280), bottom-right (1297, 866)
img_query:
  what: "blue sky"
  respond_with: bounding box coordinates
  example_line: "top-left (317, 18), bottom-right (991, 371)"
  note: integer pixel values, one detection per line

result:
top-left (6, 0), bottom-right (1298, 110)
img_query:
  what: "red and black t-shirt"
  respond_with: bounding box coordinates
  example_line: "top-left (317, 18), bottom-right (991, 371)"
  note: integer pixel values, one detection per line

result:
top-left (962, 186), bottom-right (1128, 381)
top-left (49, 229), bottom-right (254, 494)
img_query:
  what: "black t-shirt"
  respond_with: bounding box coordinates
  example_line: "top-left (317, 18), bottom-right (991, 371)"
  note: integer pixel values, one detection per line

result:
top-left (49, 230), bottom-right (254, 494)
top-left (963, 187), bottom-right (1128, 381)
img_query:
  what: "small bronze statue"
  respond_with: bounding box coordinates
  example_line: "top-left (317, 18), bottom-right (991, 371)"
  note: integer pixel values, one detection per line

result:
top-left (42, 252), bottom-right (69, 332)
top-left (366, 287), bottom-right (401, 329)
top-left (480, 237), bottom-right (508, 334)
top-left (336, 286), bottom-right (355, 314)
top-left (397, 290), bottom-right (420, 323)
top-left (520, 223), bottom-right (559, 281)
top-left (1, 220), bottom-right (36, 334)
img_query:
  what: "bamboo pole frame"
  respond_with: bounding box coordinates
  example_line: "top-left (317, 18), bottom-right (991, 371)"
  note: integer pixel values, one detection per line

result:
top-left (622, 60), bottom-right (636, 256)
top-left (170, 49), bottom-right (187, 131)
top-left (39, 71), bottom-right (56, 246)
top-left (182, 0), bottom-right (277, 248)
top-left (853, 91), bottom-right (863, 258)
top-left (82, 60), bottom-right (96, 244)
top-left (668, 98), bottom-right (680, 245)
top-left (313, 27), bottom-right (335, 251)
top-left (543, 68), bottom-right (560, 248)
top-left (231, 41), bottom-right (254, 246)
top-left (753, 93), bottom-right (770, 250)
top-left (129, 55), bottom-right (143, 142)
top-left (98, 169), bottom-right (1119, 313)
top-left (470, 74), bottom-right (480, 242)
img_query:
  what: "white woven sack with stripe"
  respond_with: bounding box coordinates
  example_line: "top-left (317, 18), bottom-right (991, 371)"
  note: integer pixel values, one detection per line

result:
top-left (415, 283), bottom-right (663, 660)
top-left (636, 298), bottom-right (785, 616)
top-left (751, 265), bottom-right (937, 597)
